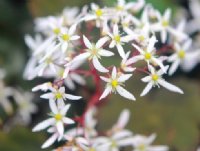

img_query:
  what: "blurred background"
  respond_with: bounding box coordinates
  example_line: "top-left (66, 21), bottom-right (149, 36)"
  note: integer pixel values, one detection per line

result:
top-left (0, 0), bottom-right (200, 151)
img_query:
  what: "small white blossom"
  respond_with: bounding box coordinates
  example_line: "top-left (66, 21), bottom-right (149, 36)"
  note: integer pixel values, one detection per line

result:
top-left (132, 36), bottom-right (166, 72)
top-left (108, 24), bottom-right (133, 58)
top-left (140, 65), bottom-right (183, 96)
top-left (40, 86), bottom-right (82, 108)
top-left (33, 102), bottom-right (75, 138)
top-left (100, 67), bottom-right (136, 101)
top-left (72, 35), bottom-right (114, 72)
top-left (132, 134), bottom-right (168, 151)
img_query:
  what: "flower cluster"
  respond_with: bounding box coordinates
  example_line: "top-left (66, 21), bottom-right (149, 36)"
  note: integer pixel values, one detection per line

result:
top-left (23, 0), bottom-right (200, 150)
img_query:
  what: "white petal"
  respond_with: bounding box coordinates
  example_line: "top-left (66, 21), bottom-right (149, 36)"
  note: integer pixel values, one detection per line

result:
top-left (132, 43), bottom-right (144, 55)
top-left (70, 73), bottom-right (86, 85)
top-left (113, 24), bottom-right (119, 35)
top-left (118, 74), bottom-right (132, 82)
top-left (40, 93), bottom-right (54, 100)
top-left (112, 67), bottom-right (117, 79)
top-left (117, 44), bottom-right (126, 59)
top-left (65, 94), bottom-right (82, 100)
top-left (92, 57), bottom-right (108, 73)
top-left (32, 118), bottom-right (54, 132)
top-left (158, 79), bottom-right (184, 94)
top-left (56, 121), bottom-right (64, 136)
top-left (63, 117), bottom-right (75, 124)
top-left (140, 82), bottom-right (153, 96)
top-left (83, 35), bottom-right (92, 49)
top-left (96, 37), bottom-right (109, 49)
top-left (49, 99), bottom-right (58, 114)
top-left (112, 130), bottom-right (132, 140)
top-left (147, 146), bottom-right (169, 151)
top-left (161, 30), bottom-right (167, 43)
top-left (61, 104), bottom-right (71, 115)
top-left (70, 35), bottom-right (80, 41)
top-left (164, 8), bottom-right (171, 21)
top-left (98, 49), bottom-right (114, 57)
top-left (116, 86), bottom-right (136, 101)
top-left (42, 134), bottom-right (58, 149)
top-left (72, 52), bottom-right (90, 62)
top-left (100, 76), bottom-right (110, 82)
top-left (141, 76), bottom-right (151, 82)
top-left (147, 36), bottom-right (157, 52)
top-left (168, 60), bottom-right (180, 75)
top-left (116, 109), bottom-right (130, 129)
top-left (61, 43), bottom-right (68, 53)
top-left (69, 24), bottom-right (77, 35)
top-left (99, 86), bottom-right (112, 100)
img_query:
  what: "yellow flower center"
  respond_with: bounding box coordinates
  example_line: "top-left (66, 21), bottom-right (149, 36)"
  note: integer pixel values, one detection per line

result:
top-left (114, 35), bottom-right (121, 43)
top-left (95, 9), bottom-right (103, 17)
top-left (162, 20), bottom-right (169, 27)
top-left (45, 57), bottom-right (52, 64)
top-left (62, 34), bottom-right (70, 41)
top-left (89, 148), bottom-right (95, 151)
top-left (144, 52), bottom-right (152, 60)
top-left (116, 5), bottom-right (124, 11)
top-left (55, 92), bottom-right (62, 99)
top-left (53, 28), bottom-right (60, 35)
top-left (111, 140), bottom-right (117, 148)
top-left (138, 144), bottom-right (146, 151)
top-left (54, 113), bottom-right (62, 121)
top-left (178, 50), bottom-right (185, 59)
top-left (152, 74), bottom-right (159, 81)
top-left (139, 35), bottom-right (145, 41)
top-left (111, 80), bottom-right (118, 88)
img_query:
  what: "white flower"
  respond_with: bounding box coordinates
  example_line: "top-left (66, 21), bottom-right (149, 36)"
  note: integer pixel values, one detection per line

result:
top-left (97, 130), bottom-right (134, 151)
top-left (168, 39), bottom-right (194, 75)
top-left (33, 102), bottom-right (75, 138)
top-left (72, 35), bottom-right (114, 73)
top-left (40, 86), bottom-right (82, 108)
top-left (83, 3), bottom-right (106, 27)
top-left (0, 81), bottom-right (14, 114)
top-left (140, 65), bottom-right (183, 96)
top-left (132, 134), bottom-right (168, 151)
top-left (14, 91), bottom-right (38, 125)
top-left (120, 51), bottom-right (136, 73)
top-left (58, 24), bottom-right (80, 53)
top-left (108, 24), bottom-right (133, 58)
top-left (151, 8), bottom-right (186, 43)
top-left (100, 67), bottom-right (136, 101)
top-left (132, 36), bottom-right (166, 72)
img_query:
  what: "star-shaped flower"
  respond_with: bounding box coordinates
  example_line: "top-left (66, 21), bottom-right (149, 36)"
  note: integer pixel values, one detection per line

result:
top-left (140, 65), bottom-right (183, 96)
top-left (72, 35), bottom-right (114, 72)
top-left (100, 67), bottom-right (136, 100)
